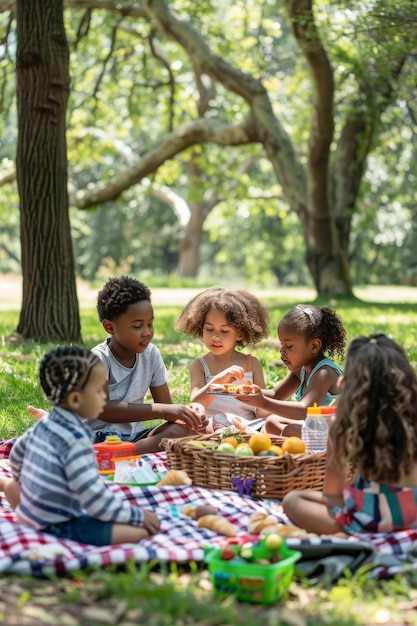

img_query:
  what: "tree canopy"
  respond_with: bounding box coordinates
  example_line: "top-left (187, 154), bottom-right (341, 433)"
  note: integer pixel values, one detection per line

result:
top-left (0, 0), bottom-right (416, 339)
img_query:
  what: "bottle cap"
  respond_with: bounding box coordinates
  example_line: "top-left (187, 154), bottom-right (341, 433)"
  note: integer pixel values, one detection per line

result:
top-left (104, 435), bottom-right (122, 444)
top-left (307, 403), bottom-right (321, 415)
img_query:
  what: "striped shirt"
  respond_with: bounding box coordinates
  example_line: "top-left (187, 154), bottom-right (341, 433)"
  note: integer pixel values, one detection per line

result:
top-left (9, 407), bottom-right (144, 530)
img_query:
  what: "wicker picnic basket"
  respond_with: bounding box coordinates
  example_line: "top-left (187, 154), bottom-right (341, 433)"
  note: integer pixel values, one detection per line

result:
top-left (161, 433), bottom-right (326, 500)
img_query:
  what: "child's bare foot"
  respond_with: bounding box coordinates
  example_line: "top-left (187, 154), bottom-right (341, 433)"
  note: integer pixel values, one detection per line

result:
top-left (26, 406), bottom-right (48, 421)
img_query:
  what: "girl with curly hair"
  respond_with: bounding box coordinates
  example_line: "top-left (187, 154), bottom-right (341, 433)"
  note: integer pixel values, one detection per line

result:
top-left (282, 334), bottom-right (417, 535)
top-left (175, 286), bottom-right (272, 432)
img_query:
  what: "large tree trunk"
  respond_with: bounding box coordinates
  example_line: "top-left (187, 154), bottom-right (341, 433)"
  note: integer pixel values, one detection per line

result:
top-left (15, 0), bottom-right (81, 342)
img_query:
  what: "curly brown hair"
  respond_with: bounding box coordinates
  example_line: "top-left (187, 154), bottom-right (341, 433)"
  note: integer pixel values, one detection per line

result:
top-left (175, 286), bottom-right (270, 347)
top-left (330, 334), bottom-right (417, 483)
top-left (97, 276), bottom-right (151, 322)
top-left (278, 304), bottom-right (346, 359)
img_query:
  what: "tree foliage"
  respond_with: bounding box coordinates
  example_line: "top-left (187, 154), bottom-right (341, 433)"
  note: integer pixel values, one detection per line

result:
top-left (0, 0), bottom-right (416, 340)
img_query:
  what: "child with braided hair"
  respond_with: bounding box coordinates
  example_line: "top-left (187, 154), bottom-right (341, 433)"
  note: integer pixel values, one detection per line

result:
top-left (282, 334), bottom-right (417, 535)
top-left (237, 304), bottom-right (346, 436)
top-left (1, 346), bottom-right (160, 545)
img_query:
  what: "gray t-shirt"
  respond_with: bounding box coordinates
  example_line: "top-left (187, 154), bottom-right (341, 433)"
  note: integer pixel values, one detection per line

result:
top-left (88, 338), bottom-right (168, 435)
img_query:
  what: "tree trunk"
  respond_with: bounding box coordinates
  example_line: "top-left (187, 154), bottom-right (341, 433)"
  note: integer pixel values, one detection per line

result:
top-left (15, 0), bottom-right (81, 342)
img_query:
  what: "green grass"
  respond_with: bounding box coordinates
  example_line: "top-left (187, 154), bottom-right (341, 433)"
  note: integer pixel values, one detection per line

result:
top-left (1, 290), bottom-right (417, 624)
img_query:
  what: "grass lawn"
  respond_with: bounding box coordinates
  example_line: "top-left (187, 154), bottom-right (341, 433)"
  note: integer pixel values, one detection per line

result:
top-left (1, 284), bottom-right (417, 624)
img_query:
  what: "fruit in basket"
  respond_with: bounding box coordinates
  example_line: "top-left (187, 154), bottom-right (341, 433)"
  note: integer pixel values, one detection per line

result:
top-left (258, 450), bottom-right (278, 457)
top-left (281, 436), bottom-right (306, 454)
top-left (248, 432), bottom-right (272, 455)
top-left (264, 533), bottom-right (284, 551)
top-left (270, 444), bottom-right (283, 456)
top-left (221, 435), bottom-right (240, 449)
top-left (219, 546), bottom-right (236, 561)
top-left (234, 443), bottom-right (255, 456)
top-left (187, 440), bottom-right (207, 448)
top-left (216, 442), bottom-right (236, 454)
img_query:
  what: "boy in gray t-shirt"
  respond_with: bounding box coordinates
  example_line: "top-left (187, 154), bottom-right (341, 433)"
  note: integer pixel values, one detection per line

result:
top-left (89, 276), bottom-right (206, 454)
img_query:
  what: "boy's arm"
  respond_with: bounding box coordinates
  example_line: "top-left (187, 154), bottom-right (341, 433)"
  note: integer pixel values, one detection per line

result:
top-left (97, 396), bottom-right (204, 431)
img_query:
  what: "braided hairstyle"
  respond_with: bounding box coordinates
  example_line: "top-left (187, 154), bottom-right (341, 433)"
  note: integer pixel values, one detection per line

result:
top-left (330, 334), bottom-right (417, 483)
top-left (97, 276), bottom-right (151, 322)
top-left (279, 304), bottom-right (346, 359)
top-left (175, 286), bottom-right (270, 347)
top-left (39, 346), bottom-right (100, 406)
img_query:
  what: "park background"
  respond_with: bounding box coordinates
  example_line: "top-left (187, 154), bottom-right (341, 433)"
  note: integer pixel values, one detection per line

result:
top-left (1, 1), bottom-right (417, 624)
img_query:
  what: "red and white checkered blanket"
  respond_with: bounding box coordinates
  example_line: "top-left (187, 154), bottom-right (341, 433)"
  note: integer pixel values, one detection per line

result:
top-left (1, 443), bottom-right (417, 579)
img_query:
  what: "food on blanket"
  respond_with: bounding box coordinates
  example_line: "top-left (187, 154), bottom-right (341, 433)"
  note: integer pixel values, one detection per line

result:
top-left (248, 432), bottom-right (272, 455)
top-left (157, 469), bottom-right (192, 486)
top-left (281, 436), bottom-right (306, 454)
top-left (182, 504), bottom-right (217, 520)
top-left (248, 511), bottom-right (317, 538)
top-left (197, 514), bottom-right (238, 536)
top-left (27, 543), bottom-right (73, 561)
top-left (231, 416), bottom-right (247, 432)
top-left (219, 546), bottom-right (236, 561)
top-left (264, 532), bottom-right (284, 551)
top-left (248, 511), bottom-right (280, 534)
top-left (209, 382), bottom-right (258, 395)
top-left (234, 443), bottom-right (255, 456)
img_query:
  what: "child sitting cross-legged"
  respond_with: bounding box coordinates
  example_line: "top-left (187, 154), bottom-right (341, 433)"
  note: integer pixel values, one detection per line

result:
top-left (1, 346), bottom-right (160, 546)
top-left (282, 334), bottom-right (417, 535)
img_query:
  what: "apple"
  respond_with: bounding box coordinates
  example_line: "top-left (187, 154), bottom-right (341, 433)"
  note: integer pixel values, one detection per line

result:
top-left (219, 546), bottom-right (236, 561)
top-left (216, 442), bottom-right (236, 454)
top-left (264, 533), bottom-right (284, 551)
top-left (234, 444), bottom-right (255, 457)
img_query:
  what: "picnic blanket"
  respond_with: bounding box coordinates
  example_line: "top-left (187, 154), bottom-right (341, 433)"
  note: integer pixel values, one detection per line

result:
top-left (1, 445), bottom-right (417, 581)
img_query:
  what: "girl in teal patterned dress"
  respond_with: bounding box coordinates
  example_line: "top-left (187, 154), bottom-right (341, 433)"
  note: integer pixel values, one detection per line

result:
top-left (238, 304), bottom-right (346, 436)
top-left (282, 334), bottom-right (417, 535)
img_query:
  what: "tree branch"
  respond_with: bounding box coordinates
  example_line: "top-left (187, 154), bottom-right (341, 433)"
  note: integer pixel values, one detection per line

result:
top-left (70, 118), bottom-right (259, 209)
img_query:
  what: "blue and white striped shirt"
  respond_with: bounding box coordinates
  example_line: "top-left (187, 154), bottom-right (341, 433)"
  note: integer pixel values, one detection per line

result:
top-left (9, 407), bottom-right (144, 530)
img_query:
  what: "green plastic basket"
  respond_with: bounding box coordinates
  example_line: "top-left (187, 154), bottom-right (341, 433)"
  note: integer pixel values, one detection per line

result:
top-left (204, 539), bottom-right (301, 604)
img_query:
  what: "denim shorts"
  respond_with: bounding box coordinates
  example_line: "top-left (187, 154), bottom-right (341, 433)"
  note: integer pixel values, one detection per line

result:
top-left (42, 514), bottom-right (113, 546)
top-left (94, 427), bottom-right (155, 444)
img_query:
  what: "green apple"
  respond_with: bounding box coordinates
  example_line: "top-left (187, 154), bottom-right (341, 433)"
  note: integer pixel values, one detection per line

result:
top-left (216, 442), bottom-right (236, 454)
top-left (234, 444), bottom-right (255, 456)
top-left (264, 533), bottom-right (284, 551)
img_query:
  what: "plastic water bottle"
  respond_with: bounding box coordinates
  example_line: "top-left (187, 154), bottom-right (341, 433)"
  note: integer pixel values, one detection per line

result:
top-left (301, 404), bottom-right (329, 451)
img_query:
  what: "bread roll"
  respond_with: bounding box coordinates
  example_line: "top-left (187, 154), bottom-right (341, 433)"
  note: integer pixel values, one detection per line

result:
top-left (247, 511), bottom-right (279, 534)
top-left (197, 514), bottom-right (237, 536)
top-left (157, 470), bottom-right (192, 486)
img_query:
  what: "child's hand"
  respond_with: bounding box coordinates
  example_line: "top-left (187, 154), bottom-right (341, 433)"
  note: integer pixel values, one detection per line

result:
top-left (27, 406), bottom-right (48, 421)
top-left (236, 385), bottom-right (264, 407)
top-left (164, 404), bottom-right (207, 431)
top-left (189, 402), bottom-right (209, 432)
top-left (141, 509), bottom-right (161, 534)
top-left (212, 366), bottom-right (245, 385)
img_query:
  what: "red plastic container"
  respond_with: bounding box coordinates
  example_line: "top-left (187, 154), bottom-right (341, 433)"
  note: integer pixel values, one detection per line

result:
top-left (94, 435), bottom-right (135, 471)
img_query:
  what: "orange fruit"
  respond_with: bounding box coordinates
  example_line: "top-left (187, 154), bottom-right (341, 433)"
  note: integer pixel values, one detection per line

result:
top-left (248, 432), bottom-right (272, 455)
top-left (281, 436), bottom-right (306, 454)
top-left (269, 444), bottom-right (283, 456)
top-left (221, 436), bottom-right (240, 449)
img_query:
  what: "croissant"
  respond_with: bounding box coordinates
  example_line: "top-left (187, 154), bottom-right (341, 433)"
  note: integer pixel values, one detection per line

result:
top-left (248, 511), bottom-right (280, 534)
top-left (157, 470), bottom-right (192, 486)
top-left (197, 514), bottom-right (238, 537)
top-left (247, 511), bottom-right (317, 538)
top-left (182, 504), bottom-right (217, 520)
